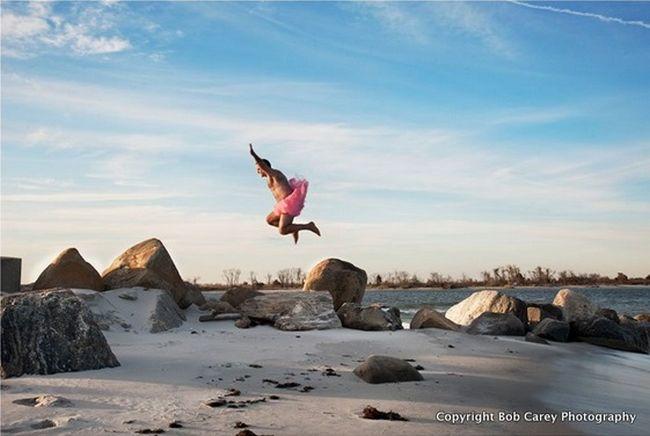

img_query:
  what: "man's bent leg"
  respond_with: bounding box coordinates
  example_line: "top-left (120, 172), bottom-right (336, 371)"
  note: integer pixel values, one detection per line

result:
top-left (279, 214), bottom-right (320, 236)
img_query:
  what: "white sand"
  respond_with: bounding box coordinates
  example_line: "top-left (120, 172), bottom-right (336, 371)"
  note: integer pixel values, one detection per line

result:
top-left (2, 292), bottom-right (649, 435)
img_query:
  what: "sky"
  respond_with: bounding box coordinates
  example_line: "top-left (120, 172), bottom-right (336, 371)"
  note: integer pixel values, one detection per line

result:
top-left (1, 1), bottom-right (649, 283)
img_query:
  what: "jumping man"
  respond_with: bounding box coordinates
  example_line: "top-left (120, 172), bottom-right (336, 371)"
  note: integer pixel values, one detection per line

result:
top-left (249, 144), bottom-right (321, 244)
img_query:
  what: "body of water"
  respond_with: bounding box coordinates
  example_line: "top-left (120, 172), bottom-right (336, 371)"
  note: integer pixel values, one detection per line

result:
top-left (362, 286), bottom-right (650, 325)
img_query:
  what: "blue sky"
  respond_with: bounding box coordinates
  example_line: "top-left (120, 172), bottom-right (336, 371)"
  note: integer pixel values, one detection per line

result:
top-left (2, 1), bottom-right (649, 283)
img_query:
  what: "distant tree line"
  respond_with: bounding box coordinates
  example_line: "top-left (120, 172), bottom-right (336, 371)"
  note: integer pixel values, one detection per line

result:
top-left (190, 265), bottom-right (649, 290)
top-left (368, 266), bottom-right (650, 289)
top-left (193, 267), bottom-right (307, 290)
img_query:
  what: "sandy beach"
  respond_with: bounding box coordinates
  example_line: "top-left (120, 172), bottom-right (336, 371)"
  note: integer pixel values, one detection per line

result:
top-left (2, 292), bottom-right (648, 436)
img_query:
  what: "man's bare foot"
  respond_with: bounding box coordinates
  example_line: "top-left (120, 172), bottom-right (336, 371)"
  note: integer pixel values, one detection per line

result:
top-left (293, 232), bottom-right (299, 245)
top-left (309, 222), bottom-right (321, 236)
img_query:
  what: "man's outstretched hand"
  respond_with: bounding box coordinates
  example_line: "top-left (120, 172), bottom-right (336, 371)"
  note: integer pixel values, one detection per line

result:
top-left (249, 143), bottom-right (255, 155)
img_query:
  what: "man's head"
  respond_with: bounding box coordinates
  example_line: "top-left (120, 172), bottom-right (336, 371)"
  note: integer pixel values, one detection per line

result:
top-left (256, 159), bottom-right (271, 177)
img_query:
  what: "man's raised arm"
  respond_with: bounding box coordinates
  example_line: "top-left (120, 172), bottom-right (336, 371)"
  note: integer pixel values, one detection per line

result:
top-left (249, 144), bottom-right (272, 172)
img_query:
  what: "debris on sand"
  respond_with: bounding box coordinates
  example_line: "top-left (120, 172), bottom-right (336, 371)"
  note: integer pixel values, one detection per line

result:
top-left (361, 406), bottom-right (408, 421)
top-left (275, 382), bottom-right (300, 389)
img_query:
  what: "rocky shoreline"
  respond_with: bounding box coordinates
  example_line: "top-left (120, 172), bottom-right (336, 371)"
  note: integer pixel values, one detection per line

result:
top-left (1, 238), bottom-right (649, 435)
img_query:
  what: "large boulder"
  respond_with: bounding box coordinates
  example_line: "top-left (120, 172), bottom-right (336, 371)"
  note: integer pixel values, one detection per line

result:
top-left (552, 289), bottom-right (596, 323)
top-left (353, 355), bottom-right (423, 384)
top-left (239, 292), bottom-right (341, 331)
top-left (337, 303), bottom-right (402, 331)
top-left (220, 288), bottom-right (263, 309)
top-left (73, 288), bottom-right (186, 333)
top-left (1, 290), bottom-right (120, 378)
top-left (465, 312), bottom-right (526, 336)
top-left (33, 248), bottom-right (103, 292)
top-left (303, 259), bottom-right (367, 310)
top-left (575, 316), bottom-right (648, 354)
top-left (526, 303), bottom-right (563, 327)
top-left (410, 307), bottom-right (459, 331)
top-left (532, 318), bottom-right (570, 342)
top-left (445, 290), bottom-right (527, 326)
top-left (102, 238), bottom-right (205, 309)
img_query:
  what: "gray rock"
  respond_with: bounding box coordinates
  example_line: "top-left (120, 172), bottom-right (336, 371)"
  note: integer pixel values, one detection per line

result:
top-left (235, 316), bottom-right (253, 329)
top-left (303, 258), bottom-right (367, 310)
top-left (220, 288), bottom-right (263, 309)
top-left (239, 292), bottom-right (341, 331)
top-left (353, 355), bottom-right (423, 384)
top-left (102, 238), bottom-right (205, 309)
top-left (337, 303), bottom-right (402, 331)
top-left (1, 290), bottom-right (120, 378)
top-left (532, 318), bottom-right (570, 342)
top-left (410, 307), bottom-right (459, 331)
top-left (576, 316), bottom-right (648, 354)
top-left (149, 289), bottom-right (186, 333)
top-left (465, 312), bottom-right (525, 336)
top-left (199, 313), bottom-right (242, 322)
top-left (445, 290), bottom-right (527, 326)
top-left (525, 333), bottom-right (549, 345)
top-left (200, 300), bottom-right (238, 314)
top-left (596, 308), bottom-right (620, 324)
top-left (13, 395), bottom-right (73, 408)
top-left (1, 257), bottom-right (21, 293)
top-left (72, 288), bottom-right (185, 333)
top-left (552, 289), bottom-right (597, 323)
top-left (526, 303), bottom-right (563, 327)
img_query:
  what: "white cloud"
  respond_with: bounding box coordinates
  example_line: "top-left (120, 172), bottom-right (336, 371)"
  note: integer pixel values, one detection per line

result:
top-left (510, 1), bottom-right (650, 30)
top-left (1, 1), bottom-right (131, 57)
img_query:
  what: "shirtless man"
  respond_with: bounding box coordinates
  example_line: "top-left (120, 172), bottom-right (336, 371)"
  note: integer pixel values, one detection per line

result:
top-left (250, 144), bottom-right (321, 244)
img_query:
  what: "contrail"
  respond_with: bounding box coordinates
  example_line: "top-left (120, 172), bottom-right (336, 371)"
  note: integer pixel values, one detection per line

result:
top-left (509, 1), bottom-right (650, 29)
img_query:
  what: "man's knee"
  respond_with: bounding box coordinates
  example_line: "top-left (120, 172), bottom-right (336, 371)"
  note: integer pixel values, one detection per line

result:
top-left (266, 215), bottom-right (278, 226)
top-left (278, 226), bottom-right (291, 235)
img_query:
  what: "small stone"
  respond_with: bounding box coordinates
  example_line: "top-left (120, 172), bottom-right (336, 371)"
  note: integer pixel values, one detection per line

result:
top-left (204, 399), bottom-right (227, 408)
top-left (269, 395), bottom-right (280, 400)
top-left (249, 364), bottom-right (263, 368)
top-left (225, 388), bottom-right (241, 397)
top-left (234, 422), bottom-right (249, 428)
top-left (135, 429), bottom-right (165, 434)
top-left (168, 421), bottom-right (183, 429)
top-left (275, 382), bottom-right (300, 389)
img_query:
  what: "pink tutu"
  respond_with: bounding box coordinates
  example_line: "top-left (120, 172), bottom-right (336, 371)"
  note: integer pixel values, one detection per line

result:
top-left (274, 178), bottom-right (309, 217)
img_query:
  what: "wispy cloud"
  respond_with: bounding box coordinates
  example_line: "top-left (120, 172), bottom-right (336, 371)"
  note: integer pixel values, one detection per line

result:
top-left (1, 1), bottom-right (131, 57)
top-left (510, 1), bottom-right (650, 30)
top-left (356, 2), bottom-right (515, 57)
